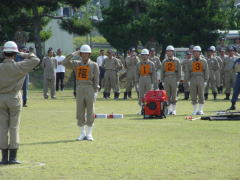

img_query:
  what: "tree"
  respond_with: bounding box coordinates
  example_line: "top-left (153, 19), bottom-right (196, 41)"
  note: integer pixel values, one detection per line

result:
top-left (96, 0), bottom-right (230, 57)
top-left (96, 0), bottom-right (149, 53)
top-left (0, 0), bottom-right (91, 58)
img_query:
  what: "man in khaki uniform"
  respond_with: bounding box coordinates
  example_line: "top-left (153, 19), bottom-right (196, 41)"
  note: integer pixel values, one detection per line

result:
top-left (62, 45), bottom-right (99, 141)
top-left (204, 47), bottom-right (220, 100)
top-left (41, 49), bottom-right (57, 99)
top-left (0, 41), bottom-right (40, 165)
top-left (113, 51), bottom-right (124, 99)
top-left (102, 50), bottom-right (122, 100)
top-left (219, 48), bottom-right (227, 94)
top-left (149, 48), bottom-right (162, 90)
top-left (186, 46), bottom-right (209, 115)
top-left (181, 51), bottom-right (192, 100)
top-left (136, 49), bottom-right (155, 114)
top-left (211, 46), bottom-right (223, 94)
top-left (223, 46), bottom-right (237, 100)
top-left (161, 45), bottom-right (181, 115)
top-left (124, 51), bottom-right (140, 99)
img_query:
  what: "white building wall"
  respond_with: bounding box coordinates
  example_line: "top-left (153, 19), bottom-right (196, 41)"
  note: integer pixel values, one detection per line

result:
top-left (44, 19), bottom-right (74, 55)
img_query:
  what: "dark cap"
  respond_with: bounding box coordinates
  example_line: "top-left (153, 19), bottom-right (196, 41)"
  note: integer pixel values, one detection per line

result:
top-left (107, 49), bottom-right (113, 53)
top-left (186, 51), bottom-right (192, 55)
top-left (227, 46), bottom-right (234, 51)
top-left (189, 45), bottom-right (194, 49)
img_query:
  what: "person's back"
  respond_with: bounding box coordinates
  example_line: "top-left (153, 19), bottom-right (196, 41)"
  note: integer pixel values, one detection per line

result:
top-left (0, 41), bottom-right (39, 165)
top-left (0, 53), bottom-right (39, 94)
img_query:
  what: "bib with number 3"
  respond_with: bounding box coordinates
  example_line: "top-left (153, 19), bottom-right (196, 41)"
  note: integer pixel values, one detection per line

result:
top-left (140, 64), bottom-right (150, 75)
top-left (192, 61), bottom-right (203, 72)
top-left (165, 62), bottom-right (175, 72)
top-left (76, 66), bottom-right (90, 80)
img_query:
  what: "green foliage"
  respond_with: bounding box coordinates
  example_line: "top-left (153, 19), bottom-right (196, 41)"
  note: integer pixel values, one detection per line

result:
top-left (40, 29), bottom-right (52, 42)
top-left (97, 0), bottom-right (230, 53)
top-left (73, 36), bottom-right (108, 48)
top-left (60, 17), bottom-right (92, 35)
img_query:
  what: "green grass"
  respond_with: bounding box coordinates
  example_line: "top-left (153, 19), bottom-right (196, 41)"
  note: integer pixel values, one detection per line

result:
top-left (0, 90), bottom-right (240, 180)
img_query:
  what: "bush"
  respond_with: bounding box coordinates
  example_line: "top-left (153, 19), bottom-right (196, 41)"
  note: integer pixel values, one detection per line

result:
top-left (73, 35), bottom-right (108, 49)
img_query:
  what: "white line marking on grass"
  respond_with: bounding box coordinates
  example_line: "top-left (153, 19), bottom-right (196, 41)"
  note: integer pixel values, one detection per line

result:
top-left (0, 162), bottom-right (46, 169)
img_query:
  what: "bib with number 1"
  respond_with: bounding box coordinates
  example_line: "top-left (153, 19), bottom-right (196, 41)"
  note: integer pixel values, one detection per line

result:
top-left (140, 64), bottom-right (150, 75)
top-left (192, 61), bottom-right (203, 72)
top-left (76, 66), bottom-right (90, 80)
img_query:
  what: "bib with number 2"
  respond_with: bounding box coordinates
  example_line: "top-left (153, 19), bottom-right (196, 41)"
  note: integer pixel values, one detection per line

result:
top-left (165, 62), bottom-right (175, 72)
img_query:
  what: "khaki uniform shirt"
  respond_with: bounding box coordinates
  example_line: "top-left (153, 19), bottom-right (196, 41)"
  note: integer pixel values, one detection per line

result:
top-left (136, 60), bottom-right (155, 83)
top-left (186, 57), bottom-right (209, 82)
top-left (102, 57), bottom-right (122, 71)
top-left (63, 56), bottom-right (99, 92)
top-left (41, 56), bottom-right (57, 78)
top-left (161, 57), bottom-right (181, 81)
top-left (0, 53), bottom-right (40, 94)
top-left (149, 55), bottom-right (161, 71)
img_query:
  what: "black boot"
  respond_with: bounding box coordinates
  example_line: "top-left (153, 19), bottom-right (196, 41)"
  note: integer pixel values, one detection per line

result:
top-left (217, 87), bottom-right (221, 94)
top-left (224, 93), bottom-right (230, 100)
top-left (227, 102), bottom-right (236, 110)
top-left (107, 92), bottom-right (111, 99)
top-left (128, 91), bottom-right (132, 98)
top-left (183, 92), bottom-right (188, 100)
top-left (8, 149), bottom-right (21, 165)
top-left (23, 99), bottom-right (27, 107)
top-left (220, 86), bottom-right (223, 94)
top-left (123, 92), bottom-right (128, 100)
top-left (186, 92), bottom-right (190, 100)
top-left (213, 92), bottom-right (217, 100)
top-left (103, 92), bottom-right (107, 99)
top-left (114, 92), bottom-right (120, 100)
top-left (204, 93), bottom-right (208, 100)
top-left (0, 149), bottom-right (8, 165)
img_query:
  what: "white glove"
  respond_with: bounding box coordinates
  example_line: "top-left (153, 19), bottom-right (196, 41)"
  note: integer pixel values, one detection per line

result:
top-left (204, 82), bottom-right (207, 87)
top-left (188, 82), bottom-right (190, 87)
top-left (94, 92), bottom-right (98, 101)
top-left (162, 82), bottom-right (164, 86)
top-left (72, 51), bottom-right (80, 56)
top-left (177, 82), bottom-right (180, 86)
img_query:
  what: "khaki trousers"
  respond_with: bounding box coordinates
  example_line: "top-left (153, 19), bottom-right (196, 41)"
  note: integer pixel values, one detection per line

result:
top-left (104, 70), bottom-right (117, 93)
top-left (164, 76), bottom-right (178, 105)
top-left (126, 69), bottom-right (138, 92)
top-left (43, 76), bottom-right (56, 98)
top-left (138, 76), bottom-right (152, 105)
top-left (76, 86), bottom-right (95, 127)
top-left (224, 71), bottom-right (235, 94)
top-left (0, 93), bottom-right (22, 149)
top-left (190, 76), bottom-right (205, 104)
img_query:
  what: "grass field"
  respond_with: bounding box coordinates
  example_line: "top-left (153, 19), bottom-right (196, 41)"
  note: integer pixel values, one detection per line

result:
top-left (0, 90), bottom-right (240, 180)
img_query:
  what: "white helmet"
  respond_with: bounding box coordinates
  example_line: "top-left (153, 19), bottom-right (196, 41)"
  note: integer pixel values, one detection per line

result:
top-left (166, 45), bottom-right (175, 51)
top-left (3, 41), bottom-right (19, 53)
top-left (210, 46), bottom-right (216, 52)
top-left (193, 46), bottom-right (202, 52)
top-left (80, 44), bottom-right (91, 53)
top-left (141, 49), bottom-right (149, 55)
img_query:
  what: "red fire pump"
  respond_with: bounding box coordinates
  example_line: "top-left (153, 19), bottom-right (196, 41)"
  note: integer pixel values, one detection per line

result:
top-left (142, 90), bottom-right (168, 119)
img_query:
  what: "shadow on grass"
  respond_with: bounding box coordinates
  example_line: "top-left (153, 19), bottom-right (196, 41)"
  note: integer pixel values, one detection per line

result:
top-left (21, 139), bottom-right (76, 146)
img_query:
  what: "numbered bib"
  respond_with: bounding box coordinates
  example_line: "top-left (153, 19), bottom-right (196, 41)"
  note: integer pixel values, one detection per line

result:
top-left (192, 61), bottom-right (203, 72)
top-left (76, 66), bottom-right (90, 80)
top-left (140, 64), bottom-right (150, 75)
top-left (165, 62), bottom-right (175, 72)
